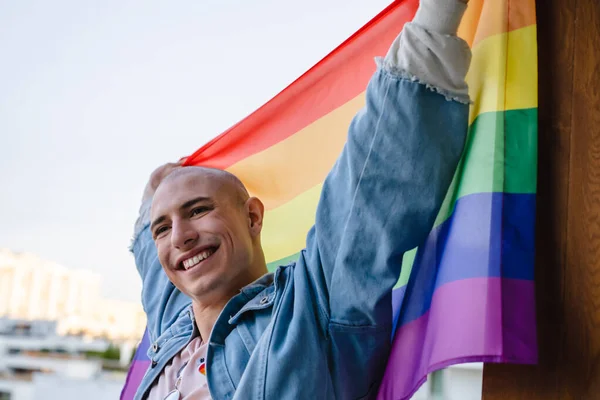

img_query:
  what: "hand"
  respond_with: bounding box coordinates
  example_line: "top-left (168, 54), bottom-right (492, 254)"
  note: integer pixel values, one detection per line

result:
top-left (141, 162), bottom-right (181, 203)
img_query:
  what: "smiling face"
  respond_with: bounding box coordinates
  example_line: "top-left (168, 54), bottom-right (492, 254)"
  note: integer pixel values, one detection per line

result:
top-left (150, 168), bottom-right (266, 304)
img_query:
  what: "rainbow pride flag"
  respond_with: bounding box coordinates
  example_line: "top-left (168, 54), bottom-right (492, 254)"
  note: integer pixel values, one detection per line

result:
top-left (121, 0), bottom-right (538, 398)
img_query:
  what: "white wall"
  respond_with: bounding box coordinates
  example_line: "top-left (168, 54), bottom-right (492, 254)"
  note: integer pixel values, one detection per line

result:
top-left (0, 379), bottom-right (34, 400)
top-left (441, 364), bottom-right (483, 400)
top-left (32, 374), bottom-right (125, 400)
top-left (0, 374), bottom-right (125, 400)
top-left (409, 364), bottom-right (483, 400)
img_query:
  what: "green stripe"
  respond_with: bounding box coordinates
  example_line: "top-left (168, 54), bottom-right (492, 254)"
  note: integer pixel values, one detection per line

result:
top-left (466, 107), bottom-right (537, 194)
top-left (267, 108), bottom-right (537, 288)
top-left (434, 107), bottom-right (537, 227)
top-left (267, 252), bottom-right (300, 271)
top-left (504, 108), bottom-right (538, 193)
top-left (394, 248), bottom-right (417, 289)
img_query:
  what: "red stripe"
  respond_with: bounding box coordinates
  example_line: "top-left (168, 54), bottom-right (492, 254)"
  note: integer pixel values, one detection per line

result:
top-left (184, 0), bottom-right (418, 169)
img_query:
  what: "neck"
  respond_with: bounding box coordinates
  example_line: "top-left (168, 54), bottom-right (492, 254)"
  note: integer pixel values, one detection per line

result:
top-left (192, 248), bottom-right (268, 341)
top-left (192, 299), bottom-right (230, 343)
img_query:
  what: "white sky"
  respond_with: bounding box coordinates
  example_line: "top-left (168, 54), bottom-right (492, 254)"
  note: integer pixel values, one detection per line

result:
top-left (0, 0), bottom-right (392, 302)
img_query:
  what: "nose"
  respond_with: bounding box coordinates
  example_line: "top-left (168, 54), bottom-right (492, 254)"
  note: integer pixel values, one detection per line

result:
top-left (171, 219), bottom-right (199, 250)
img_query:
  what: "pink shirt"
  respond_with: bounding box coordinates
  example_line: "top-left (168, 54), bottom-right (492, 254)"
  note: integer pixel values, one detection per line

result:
top-left (147, 336), bottom-right (212, 399)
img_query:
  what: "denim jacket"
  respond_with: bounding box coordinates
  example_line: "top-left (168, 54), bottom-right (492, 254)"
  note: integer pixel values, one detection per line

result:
top-left (131, 1), bottom-right (471, 398)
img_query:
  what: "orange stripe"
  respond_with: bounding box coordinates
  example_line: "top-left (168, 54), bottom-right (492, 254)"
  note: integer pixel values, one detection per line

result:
top-left (458, 0), bottom-right (537, 47)
top-left (226, 94), bottom-right (364, 210)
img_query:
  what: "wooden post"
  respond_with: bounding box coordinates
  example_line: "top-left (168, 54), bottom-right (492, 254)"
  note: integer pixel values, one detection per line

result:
top-left (482, 0), bottom-right (600, 398)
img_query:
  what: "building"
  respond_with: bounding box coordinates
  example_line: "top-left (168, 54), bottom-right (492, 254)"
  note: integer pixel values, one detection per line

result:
top-left (61, 298), bottom-right (147, 341)
top-left (0, 250), bottom-right (101, 323)
top-left (0, 318), bottom-right (126, 400)
top-left (0, 249), bottom-right (145, 341)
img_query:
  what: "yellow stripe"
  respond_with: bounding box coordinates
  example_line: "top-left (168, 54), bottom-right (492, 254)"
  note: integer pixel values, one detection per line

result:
top-left (467, 25), bottom-right (538, 124)
top-left (226, 95), bottom-right (364, 211)
top-left (261, 183), bottom-right (322, 263)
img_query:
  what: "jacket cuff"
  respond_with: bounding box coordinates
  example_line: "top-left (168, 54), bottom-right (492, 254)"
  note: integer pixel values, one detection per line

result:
top-left (413, 0), bottom-right (468, 35)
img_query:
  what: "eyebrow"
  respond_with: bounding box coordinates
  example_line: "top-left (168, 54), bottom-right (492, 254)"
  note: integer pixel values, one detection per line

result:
top-left (150, 215), bottom-right (167, 233)
top-left (150, 196), bottom-right (213, 232)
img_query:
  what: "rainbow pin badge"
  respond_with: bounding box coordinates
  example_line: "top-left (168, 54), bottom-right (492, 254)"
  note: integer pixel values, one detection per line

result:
top-left (198, 358), bottom-right (206, 375)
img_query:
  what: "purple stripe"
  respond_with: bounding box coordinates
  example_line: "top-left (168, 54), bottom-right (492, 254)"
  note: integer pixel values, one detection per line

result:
top-left (377, 277), bottom-right (537, 400)
top-left (120, 360), bottom-right (150, 400)
top-left (120, 330), bottom-right (151, 400)
top-left (134, 329), bottom-right (151, 361)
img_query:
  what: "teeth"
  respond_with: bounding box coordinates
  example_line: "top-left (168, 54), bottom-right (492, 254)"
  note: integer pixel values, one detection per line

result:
top-left (183, 249), bottom-right (214, 270)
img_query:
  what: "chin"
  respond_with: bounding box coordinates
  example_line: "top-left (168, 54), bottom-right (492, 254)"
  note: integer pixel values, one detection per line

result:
top-left (183, 276), bottom-right (222, 299)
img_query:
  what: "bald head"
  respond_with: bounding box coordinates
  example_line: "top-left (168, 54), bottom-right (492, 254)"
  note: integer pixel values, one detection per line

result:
top-left (158, 166), bottom-right (250, 206)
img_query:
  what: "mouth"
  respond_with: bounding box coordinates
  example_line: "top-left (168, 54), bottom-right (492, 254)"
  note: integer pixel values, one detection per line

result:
top-left (177, 246), bottom-right (219, 272)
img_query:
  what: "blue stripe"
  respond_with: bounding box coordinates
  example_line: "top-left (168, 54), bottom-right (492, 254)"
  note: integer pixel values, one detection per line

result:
top-left (133, 329), bottom-right (151, 361)
top-left (391, 192), bottom-right (536, 335)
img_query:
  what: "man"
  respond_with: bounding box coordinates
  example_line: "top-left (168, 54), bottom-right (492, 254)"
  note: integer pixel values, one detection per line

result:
top-left (131, 0), bottom-right (471, 398)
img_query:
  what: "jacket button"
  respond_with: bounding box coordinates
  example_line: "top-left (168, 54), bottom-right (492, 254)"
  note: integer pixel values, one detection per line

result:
top-left (151, 359), bottom-right (157, 368)
top-left (260, 296), bottom-right (269, 305)
top-left (152, 343), bottom-right (159, 352)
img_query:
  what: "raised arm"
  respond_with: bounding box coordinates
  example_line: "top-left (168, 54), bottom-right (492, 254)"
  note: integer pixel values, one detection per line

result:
top-left (302, 0), bottom-right (471, 329)
top-left (130, 163), bottom-right (191, 339)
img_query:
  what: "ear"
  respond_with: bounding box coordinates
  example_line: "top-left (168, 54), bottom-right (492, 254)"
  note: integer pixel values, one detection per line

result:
top-left (245, 197), bottom-right (265, 237)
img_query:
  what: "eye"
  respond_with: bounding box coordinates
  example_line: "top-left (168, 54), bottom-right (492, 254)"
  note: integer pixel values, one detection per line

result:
top-left (190, 206), bottom-right (210, 217)
top-left (153, 225), bottom-right (170, 239)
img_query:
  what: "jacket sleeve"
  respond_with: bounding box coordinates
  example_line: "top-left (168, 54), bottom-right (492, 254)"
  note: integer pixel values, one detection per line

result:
top-left (130, 200), bottom-right (191, 340)
top-left (302, 0), bottom-right (471, 330)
